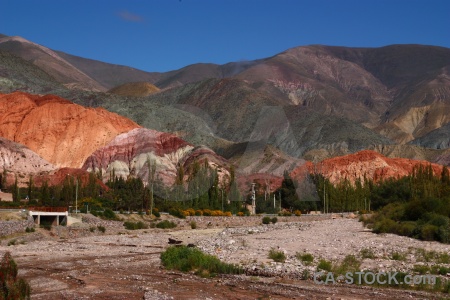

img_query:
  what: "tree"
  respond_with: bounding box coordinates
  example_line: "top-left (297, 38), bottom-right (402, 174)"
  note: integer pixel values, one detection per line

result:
top-left (146, 157), bottom-right (157, 215)
top-left (27, 175), bottom-right (34, 201)
top-left (0, 169), bottom-right (7, 191)
top-left (12, 175), bottom-right (20, 202)
top-left (0, 252), bottom-right (31, 299)
top-left (40, 181), bottom-right (50, 206)
top-left (228, 166), bottom-right (241, 213)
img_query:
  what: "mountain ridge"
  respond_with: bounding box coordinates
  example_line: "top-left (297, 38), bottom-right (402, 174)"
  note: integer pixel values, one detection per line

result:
top-left (1, 34), bottom-right (450, 171)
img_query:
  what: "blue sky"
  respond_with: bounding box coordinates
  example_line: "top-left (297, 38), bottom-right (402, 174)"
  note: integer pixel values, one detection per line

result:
top-left (2, 0), bottom-right (449, 72)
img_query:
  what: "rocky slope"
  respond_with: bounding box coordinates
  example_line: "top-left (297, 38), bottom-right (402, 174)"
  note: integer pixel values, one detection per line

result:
top-left (0, 36), bottom-right (105, 91)
top-left (0, 137), bottom-right (56, 187)
top-left (82, 128), bottom-right (230, 185)
top-left (0, 137), bottom-right (55, 175)
top-left (0, 92), bottom-right (139, 168)
top-left (307, 150), bottom-right (444, 184)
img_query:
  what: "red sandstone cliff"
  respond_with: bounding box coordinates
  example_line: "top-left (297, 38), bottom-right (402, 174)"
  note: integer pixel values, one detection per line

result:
top-left (305, 150), bottom-right (444, 184)
top-left (0, 92), bottom-right (140, 168)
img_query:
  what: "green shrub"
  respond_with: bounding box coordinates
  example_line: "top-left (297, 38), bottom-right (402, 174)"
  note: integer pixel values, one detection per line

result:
top-left (438, 225), bottom-right (450, 243)
top-left (25, 227), bottom-right (35, 233)
top-left (421, 224), bottom-right (439, 241)
top-left (160, 246), bottom-right (242, 277)
top-left (397, 221), bottom-right (416, 237)
top-left (153, 208), bottom-right (161, 218)
top-left (103, 208), bottom-right (117, 220)
top-left (89, 227), bottom-right (96, 232)
top-left (190, 221), bottom-right (197, 229)
top-left (278, 211), bottom-right (292, 216)
top-left (334, 255), bottom-right (361, 275)
top-left (373, 218), bottom-right (397, 234)
top-left (0, 252), bottom-right (31, 299)
top-left (262, 216), bottom-right (271, 224)
top-left (271, 217), bottom-right (278, 224)
top-left (169, 208), bottom-right (185, 219)
top-left (296, 252), bottom-right (314, 265)
top-left (123, 221), bottom-right (149, 230)
top-left (156, 220), bottom-right (177, 229)
top-left (97, 225), bottom-right (106, 233)
top-left (7, 239), bottom-right (16, 246)
top-left (268, 248), bottom-right (286, 263)
top-left (317, 259), bottom-right (332, 272)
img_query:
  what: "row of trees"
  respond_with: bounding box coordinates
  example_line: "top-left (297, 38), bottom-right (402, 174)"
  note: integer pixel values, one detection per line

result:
top-left (2, 162), bottom-right (450, 242)
top-left (1, 160), bottom-right (247, 214)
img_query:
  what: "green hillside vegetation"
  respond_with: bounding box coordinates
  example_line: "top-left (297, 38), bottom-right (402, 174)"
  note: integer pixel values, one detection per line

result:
top-left (362, 165), bottom-right (450, 243)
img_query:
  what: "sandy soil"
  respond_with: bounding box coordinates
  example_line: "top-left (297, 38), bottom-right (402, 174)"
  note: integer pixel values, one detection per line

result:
top-left (1, 215), bottom-right (449, 299)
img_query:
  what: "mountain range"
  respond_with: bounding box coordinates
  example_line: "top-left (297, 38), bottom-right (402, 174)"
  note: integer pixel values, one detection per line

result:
top-left (1, 33), bottom-right (450, 190)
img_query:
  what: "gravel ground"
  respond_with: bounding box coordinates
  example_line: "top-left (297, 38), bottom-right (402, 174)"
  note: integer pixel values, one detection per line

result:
top-left (0, 214), bottom-right (449, 299)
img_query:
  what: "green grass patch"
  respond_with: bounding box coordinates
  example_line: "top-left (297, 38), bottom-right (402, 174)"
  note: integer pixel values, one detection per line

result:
top-left (160, 246), bottom-right (242, 277)
top-left (390, 251), bottom-right (407, 261)
top-left (268, 249), bottom-right (286, 263)
top-left (123, 221), bottom-right (149, 230)
top-left (334, 255), bottom-right (361, 275)
top-left (317, 259), bottom-right (332, 272)
top-left (296, 252), bottom-right (314, 265)
top-left (156, 220), bottom-right (177, 229)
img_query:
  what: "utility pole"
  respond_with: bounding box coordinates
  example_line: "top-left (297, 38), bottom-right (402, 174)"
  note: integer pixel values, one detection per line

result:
top-left (150, 182), bottom-right (154, 216)
top-left (251, 183), bottom-right (256, 215)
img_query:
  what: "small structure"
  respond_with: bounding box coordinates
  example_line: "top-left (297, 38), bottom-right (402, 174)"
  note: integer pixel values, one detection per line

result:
top-left (28, 207), bottom-right (69, 226)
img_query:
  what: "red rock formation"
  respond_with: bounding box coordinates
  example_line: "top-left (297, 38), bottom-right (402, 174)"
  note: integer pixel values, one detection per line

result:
top-left (83, 128), bottom-right (183, 184)
top-left (0, 92), bottom-right (140, 168)
top-left (83, 128), bottom-right (232, 186)
top-left (33, 168), bottom-right (108, 190)
top-left (305, 150), bottom-right (444, 184)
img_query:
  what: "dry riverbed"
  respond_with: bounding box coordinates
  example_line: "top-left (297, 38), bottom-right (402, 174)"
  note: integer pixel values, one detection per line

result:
top-left (1, 213), bottom-right (449, 299)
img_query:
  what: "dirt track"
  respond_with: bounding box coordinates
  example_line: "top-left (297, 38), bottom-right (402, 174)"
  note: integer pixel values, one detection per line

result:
top-left (1, 215), bottom-right (449, 299)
